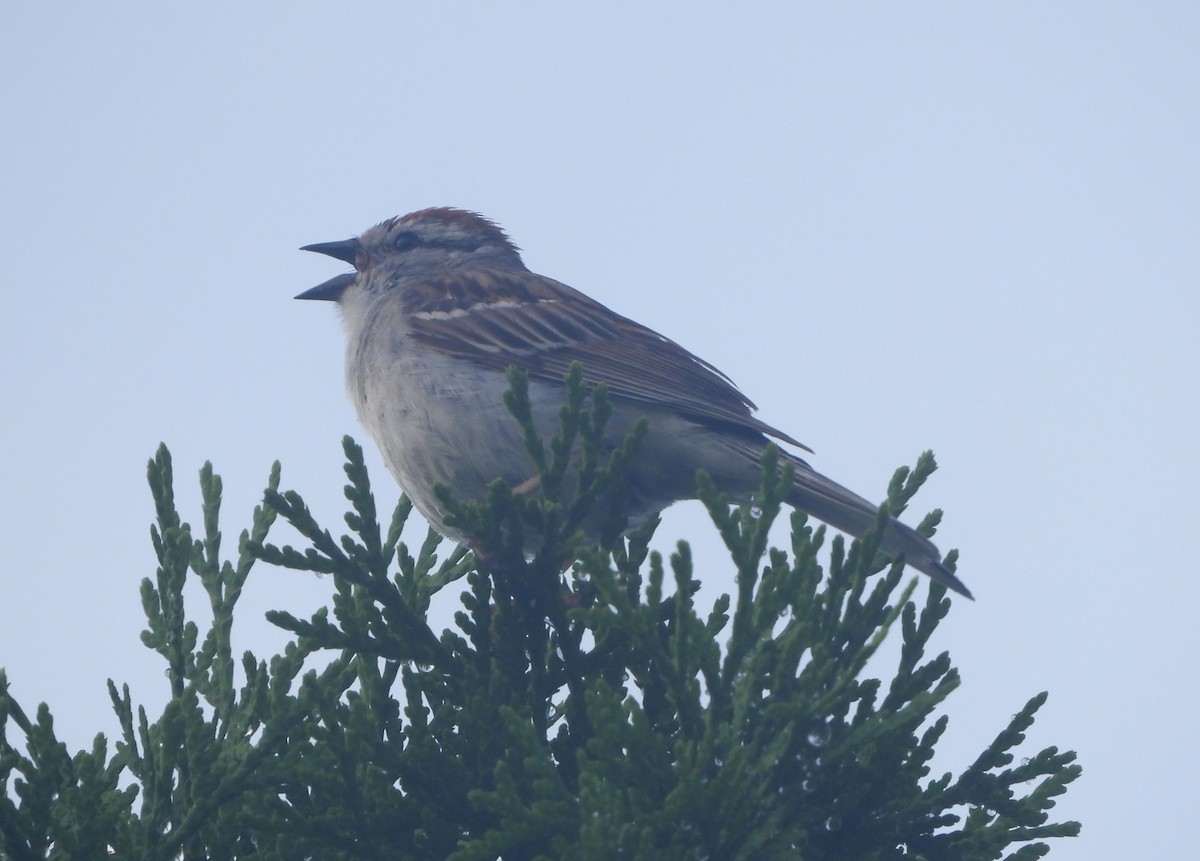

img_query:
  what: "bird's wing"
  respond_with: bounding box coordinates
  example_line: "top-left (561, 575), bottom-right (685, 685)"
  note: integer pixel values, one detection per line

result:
top-left (402, 267), bottom-right (810, 450)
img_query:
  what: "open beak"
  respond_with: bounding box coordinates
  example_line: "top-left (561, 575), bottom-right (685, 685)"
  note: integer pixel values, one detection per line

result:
top-left (297, 237), bottom-right (361, 301)
top-left (300, 238), bottom-right (360, 264)
top-left (295, 272), bottom-right (356, 301)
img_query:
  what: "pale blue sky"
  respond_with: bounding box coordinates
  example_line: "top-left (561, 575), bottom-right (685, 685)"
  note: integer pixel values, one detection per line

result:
top-left (2, 4), bottom-right (1197, 857)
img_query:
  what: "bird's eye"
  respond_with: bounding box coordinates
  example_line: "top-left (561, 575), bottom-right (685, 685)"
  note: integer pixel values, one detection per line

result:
top-left (392, 231), bottom-right (421, 252)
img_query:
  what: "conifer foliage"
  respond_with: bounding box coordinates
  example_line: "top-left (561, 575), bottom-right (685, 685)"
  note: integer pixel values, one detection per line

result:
top-left (0, 368), bottom-right (1081, 859)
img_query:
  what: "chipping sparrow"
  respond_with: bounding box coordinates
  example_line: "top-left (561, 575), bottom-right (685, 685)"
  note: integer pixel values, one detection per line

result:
top-left (298, 208), bottom-right (971, 598)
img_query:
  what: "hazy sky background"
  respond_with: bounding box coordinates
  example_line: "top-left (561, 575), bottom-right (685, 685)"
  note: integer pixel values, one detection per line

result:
top-left (2, 4), bottom-right (1196, 857)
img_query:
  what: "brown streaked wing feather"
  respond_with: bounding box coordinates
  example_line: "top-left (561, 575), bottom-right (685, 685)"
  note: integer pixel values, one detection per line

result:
top-left (404, 268), bottom-right (810, 450)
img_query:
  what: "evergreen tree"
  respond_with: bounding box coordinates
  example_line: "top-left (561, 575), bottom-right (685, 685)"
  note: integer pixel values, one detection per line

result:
top-left (0, 367), bottom-right (1080, 860)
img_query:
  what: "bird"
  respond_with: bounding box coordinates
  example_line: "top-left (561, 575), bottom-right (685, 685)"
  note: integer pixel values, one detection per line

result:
top-left (297, 207), bottom-right (971, 598)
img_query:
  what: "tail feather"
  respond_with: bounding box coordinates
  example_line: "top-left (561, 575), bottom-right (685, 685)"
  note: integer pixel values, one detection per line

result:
top-left (785, 460), bottom-right (972, 599)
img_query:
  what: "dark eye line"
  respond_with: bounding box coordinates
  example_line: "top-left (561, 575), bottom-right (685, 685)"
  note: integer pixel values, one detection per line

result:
top-left (427, 238), bottom-right (482, 251)
top-left (391, 232), bottom-right (481, 253)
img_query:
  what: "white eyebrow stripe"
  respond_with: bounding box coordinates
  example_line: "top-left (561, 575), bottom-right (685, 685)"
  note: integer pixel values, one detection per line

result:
top-left (413, 297), bottom-right (559, 321)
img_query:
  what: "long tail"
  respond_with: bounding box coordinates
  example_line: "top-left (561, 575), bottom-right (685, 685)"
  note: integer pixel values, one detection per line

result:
top-left (785, 459), bottom-right (972, 599)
